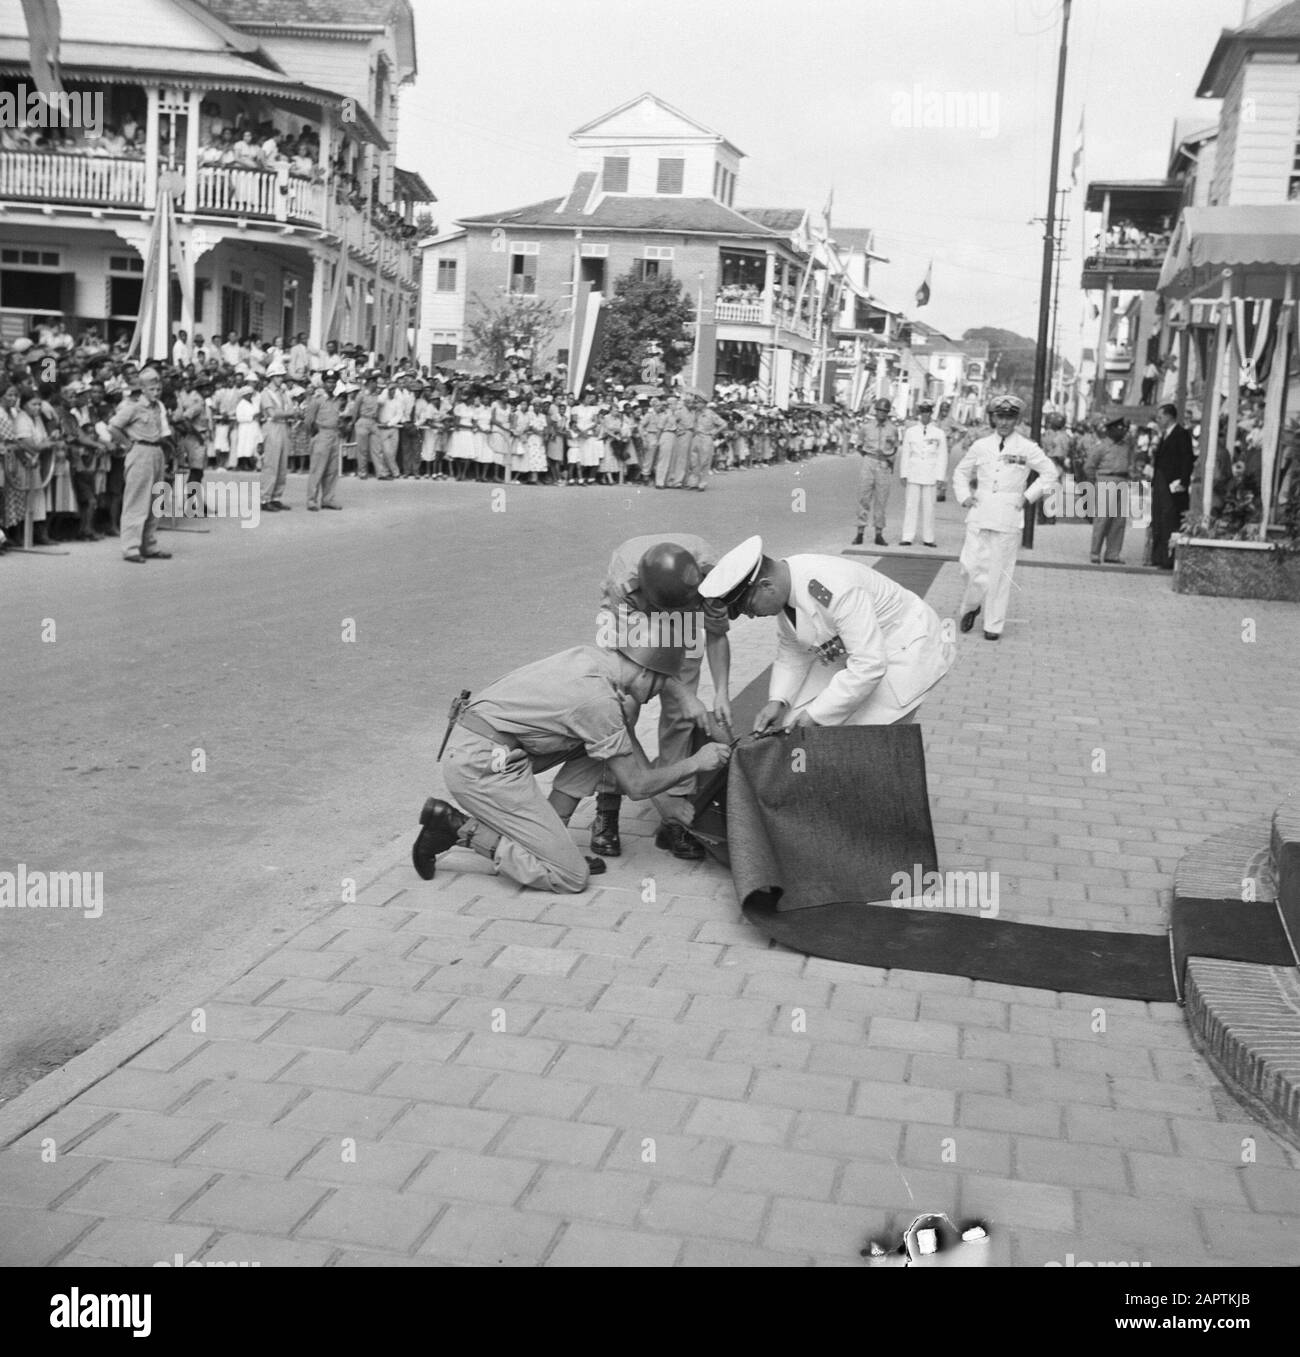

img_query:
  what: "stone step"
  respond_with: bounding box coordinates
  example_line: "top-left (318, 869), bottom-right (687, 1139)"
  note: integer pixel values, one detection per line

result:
top-left (1173, 809), bottom-right (1300, 1151)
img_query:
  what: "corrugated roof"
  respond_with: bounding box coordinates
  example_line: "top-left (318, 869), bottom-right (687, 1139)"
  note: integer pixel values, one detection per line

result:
top-left (394, 167), bottom-right (435, 203)
top-left (1197, 2), bottom-right (1300, 96)
top-left (0, 39), bottom-right (388, 144)
top-left (203, 0), bottom-right (405, 27)
top-left (458, 194), bottom-right (786, 236)
top-left (741, 207), bottom-right (805, 231)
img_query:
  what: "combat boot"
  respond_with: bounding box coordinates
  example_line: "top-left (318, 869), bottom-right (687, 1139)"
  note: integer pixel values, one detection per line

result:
top-left (851, 528), bottom-right (864, 546)
top-left (590, 792), bottom-right (622, 857)
top-left (412, 797), bottom-right (467, 879)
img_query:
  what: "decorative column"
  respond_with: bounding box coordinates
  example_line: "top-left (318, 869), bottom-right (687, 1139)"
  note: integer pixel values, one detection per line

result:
top-left (144, 86), bottom-right (160, 209)
top-left (183, 89), bottom-right (201, 212)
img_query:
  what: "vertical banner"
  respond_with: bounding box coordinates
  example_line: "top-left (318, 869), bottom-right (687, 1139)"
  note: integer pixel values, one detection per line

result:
top-left (773, 348), bottom-right (793, 409)
top-left (693, 321), bottom-right (717, 396)
top-left (570, 284), bottom-right (603, 395)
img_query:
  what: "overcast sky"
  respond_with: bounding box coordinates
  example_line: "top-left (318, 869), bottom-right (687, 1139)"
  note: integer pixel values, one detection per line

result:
top-left (397, 0), bottom-right (1255, 355)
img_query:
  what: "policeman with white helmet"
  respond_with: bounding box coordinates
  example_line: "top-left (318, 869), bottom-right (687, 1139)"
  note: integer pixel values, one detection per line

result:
top-left (950, 394), bottom-right (1059, 641)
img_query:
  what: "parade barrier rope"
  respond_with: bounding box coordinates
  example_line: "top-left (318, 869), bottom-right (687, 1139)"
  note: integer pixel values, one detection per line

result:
top-left (5, 445), bottom-right (69, 555)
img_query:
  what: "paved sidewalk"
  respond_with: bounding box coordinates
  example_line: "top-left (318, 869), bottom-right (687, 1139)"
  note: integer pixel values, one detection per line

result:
top-left (2, 553), bottom-right (1299, 1266)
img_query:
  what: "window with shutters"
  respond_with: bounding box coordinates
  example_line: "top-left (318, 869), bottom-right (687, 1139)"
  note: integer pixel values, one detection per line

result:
top-left (437, 259), bottom-right (458, 292)
top-left (603, 156), bottom-right (629, 193)
top-left (509, 252), bottom-right (535, 295)
top-left (656, 158), bottom-right (684, 195)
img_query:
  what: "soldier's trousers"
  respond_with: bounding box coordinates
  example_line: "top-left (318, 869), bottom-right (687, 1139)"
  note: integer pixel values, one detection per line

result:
top-left (120, 443), bottom-right (165, 557)
top-left (856, 458), bottom-right (892, 530)
top-left (259, 422), bottom-right (289, 504)
top-left (352, 418), bottom-right (377, 476)
top-left (685, 435), bottom-right (713, 489)
top-left (1090, 477), bottom-right (1128, 559)
top-left (653, 431), bottom-right (676, 487)
top-left (307, 430), bottom-right (341, 507)
top-left (959, 524), bottom-right (1020, 637)
top-left (665, 432), bottom-right (692, 488)
top-left (442, 726), bottom-right (595, 893)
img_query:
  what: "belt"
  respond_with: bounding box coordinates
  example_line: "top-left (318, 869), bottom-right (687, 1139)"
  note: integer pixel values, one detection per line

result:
top-left (458, 710), bottom-right (523, 750)
top-left (860, 451), bottom-right (893, 463)
top-left (132, 439), bottom-right (162, 447)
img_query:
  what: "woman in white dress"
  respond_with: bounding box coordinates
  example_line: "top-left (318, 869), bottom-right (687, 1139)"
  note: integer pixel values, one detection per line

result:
top-left (569, 392), bottom-right (600, 487)
top-left (487, 395), bottom-right (512, 481)
top-left (471, 393), bottom-right (494, 483)
top-left (447, 387), bottom-right (476, 481)
top-left (233, 384), bottom-right (263, 470)
top-left (414, 388), bottom-right (437, 477)
top-left (521, 398), bottom-right (548, 485)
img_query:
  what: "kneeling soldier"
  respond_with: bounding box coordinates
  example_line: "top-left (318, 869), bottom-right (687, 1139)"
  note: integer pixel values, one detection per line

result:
top-left (412, 644), bottom-right (731, 893)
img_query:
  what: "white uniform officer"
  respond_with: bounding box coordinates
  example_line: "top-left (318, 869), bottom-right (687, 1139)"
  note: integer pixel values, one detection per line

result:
top-left (699, 536), bottom-right (955, 729)
top-left (950, 394), bottom-right (1059, 641)
top-left (898, 398), bottom-right (947, 546)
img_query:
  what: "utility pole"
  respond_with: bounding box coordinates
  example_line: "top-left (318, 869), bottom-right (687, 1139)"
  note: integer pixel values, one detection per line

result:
top-left (1049, 197), bottom-right (1068, 409)
top-left (1024, 0), bottom-right (1071, 549)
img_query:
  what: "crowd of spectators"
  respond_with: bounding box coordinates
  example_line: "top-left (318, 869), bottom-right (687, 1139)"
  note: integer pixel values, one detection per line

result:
top-left (0, 322), bottom-right (912, 554)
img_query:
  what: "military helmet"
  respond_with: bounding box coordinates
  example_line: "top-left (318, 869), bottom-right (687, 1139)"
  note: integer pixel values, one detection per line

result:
top-left (873, 398), bottom-right (892, 413)
top-left (618, 645), bottom-right (685, 677)
top-left (637, 541), bottom-right (703, 612)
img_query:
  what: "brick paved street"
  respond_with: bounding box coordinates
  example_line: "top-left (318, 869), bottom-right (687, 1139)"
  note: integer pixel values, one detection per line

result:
top-left (3, 456), bottom-right (1299, 1266)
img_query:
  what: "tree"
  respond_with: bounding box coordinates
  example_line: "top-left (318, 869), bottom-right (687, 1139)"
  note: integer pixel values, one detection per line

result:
top-left (464, 293), bottom-right (563, 372)
top-left (588, 269), bottom-right (695, 388)
top-left (414, 210), bottom-right (437, 237)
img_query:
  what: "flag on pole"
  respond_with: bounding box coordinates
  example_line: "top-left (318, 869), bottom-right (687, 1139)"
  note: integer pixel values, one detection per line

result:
top-left (915, 261), bottom-right (932, 308)
top-left (20, 0), bottom-right (62, 96)
top-left (1070, 108), bottom-right (1084, 189)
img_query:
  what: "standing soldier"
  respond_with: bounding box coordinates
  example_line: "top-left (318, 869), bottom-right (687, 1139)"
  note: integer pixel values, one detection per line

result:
top-left (590, 535), bottom-right (733, 861)
top-left (951, 394), bottom-right (1059, 641)
top-left (302, 372), bottom-right (351, 511)
top-left (1039, 412), bottom-right (1074, 524)
top-left (258, 363), bottom-right (294, 512)
top-left (898, 398), bottom-right (947, 547)
top-left (935, 399), bottom-right (964, 502)
top-left (173, 372), bottom-right (211, 500)
top-left (1085, 416), bottom-right (1137, 564)
top-left (351, 375), bottom-right (381, 479)
top-left (686, 399), bottom-right (727, 490)
top-left (108, 367), bottom-right (172, 563)
top-left (851, 397), bottom-right (899, 546)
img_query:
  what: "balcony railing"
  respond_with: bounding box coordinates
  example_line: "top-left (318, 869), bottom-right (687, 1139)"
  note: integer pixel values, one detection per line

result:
top-left (714, 295), bottom-right (816, 338)
top-left (0, 150), bottom-right (145, 207)
top-left (195, 166), bottom-right (324, 225)
top-left (715, 298), bottom-right (766, 323)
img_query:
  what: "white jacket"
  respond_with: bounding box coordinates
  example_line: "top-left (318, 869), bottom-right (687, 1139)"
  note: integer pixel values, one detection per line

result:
top-left (951, 430), bottom-right (1059, 533)
top-left (770, 555), bottom-right (954, 726)
top-left (899, 420), bottom-right (948, 485)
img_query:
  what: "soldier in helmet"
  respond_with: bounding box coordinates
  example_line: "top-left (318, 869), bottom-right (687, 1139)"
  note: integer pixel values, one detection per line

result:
top-left (951, 395), bottom-right (1059, 640)
top-left (588, 535), bottom-right (734, 861)
top-left (851, 397), bottom-right (900, 546)
top-left (411, 644), bottom-right (730, 894)
top-left (1039, 411), bottom-right (1073, 524)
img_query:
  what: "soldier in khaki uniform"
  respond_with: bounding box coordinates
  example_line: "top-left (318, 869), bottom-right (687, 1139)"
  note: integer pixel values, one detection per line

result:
top-left (851, 398), bottom-right (900, 546)
top-left (411, 644), bottom-right (731, 894)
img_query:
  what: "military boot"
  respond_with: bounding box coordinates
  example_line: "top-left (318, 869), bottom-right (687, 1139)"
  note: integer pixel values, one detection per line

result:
top-left (851, 528), bottom-right (864, 546)
top-left (590, 793), bottom-right (622, 857)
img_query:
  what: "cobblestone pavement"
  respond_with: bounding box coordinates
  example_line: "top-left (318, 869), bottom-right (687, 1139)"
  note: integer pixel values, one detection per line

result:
top-left (3, 458), bottom-right (1298, 1266)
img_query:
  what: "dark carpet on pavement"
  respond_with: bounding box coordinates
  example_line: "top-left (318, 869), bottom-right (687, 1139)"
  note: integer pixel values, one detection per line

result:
top-left (694, 552), bottom-right (1296, 1001)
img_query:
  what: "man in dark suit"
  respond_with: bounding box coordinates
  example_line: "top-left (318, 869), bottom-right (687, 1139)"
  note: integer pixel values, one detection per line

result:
top-left (1151, 403), bottom-right (1195, 570)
